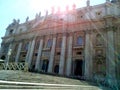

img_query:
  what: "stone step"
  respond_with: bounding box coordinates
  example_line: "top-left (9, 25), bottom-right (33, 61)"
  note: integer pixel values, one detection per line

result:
top-left (0, 80), bottom-right (103, 90)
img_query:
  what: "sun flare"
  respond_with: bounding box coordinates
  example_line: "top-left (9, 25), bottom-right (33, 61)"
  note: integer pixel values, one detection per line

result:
top-left (30, 0), bottom-right (85, 14)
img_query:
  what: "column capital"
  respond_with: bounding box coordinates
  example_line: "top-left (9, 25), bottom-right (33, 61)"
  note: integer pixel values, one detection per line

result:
top-left (68, 32), bottom-right (73, 36)
top-left (84, 30), bottom-right (92, 34)
top-left (39, 35), bottom-right (45, 39)
top-left (52, 34), bottom-right (57, 38)
top-left (62, 32), bottom-right (68, 37)
top-left (105, 26), bottom-right (117, 32)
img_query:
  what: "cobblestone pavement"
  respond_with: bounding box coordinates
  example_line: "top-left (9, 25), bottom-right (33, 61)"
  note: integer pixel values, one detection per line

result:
top-left (0, 70), bottom-right (111, 89)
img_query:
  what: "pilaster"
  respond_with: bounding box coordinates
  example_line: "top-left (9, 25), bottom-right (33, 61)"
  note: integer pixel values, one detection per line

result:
top-left (59, 34), bottom-right (67, 75)
top-left (48, 35), bottom-right (57, 73)
top-left (84, 30), bottom-right (93, 80)
top-left (35, 38), bottom-right (43, 71)
top-left (15, 42), bottom-right (22, 63)
top-left (28, 38), bottom-right (36, 69)
top-left (66, 33), bottom-right (73, 76)
top-left (25, 41), bottom-right (31, 63)
top-left (106, 27), bottom-right (116, 79)
top-left (5, 43), bottom-right (13, 64)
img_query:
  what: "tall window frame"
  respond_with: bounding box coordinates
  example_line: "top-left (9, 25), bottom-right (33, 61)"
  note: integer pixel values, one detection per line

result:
top-left (76, 36), bottom-right (83, 46)
top-left (46, 39), bottom-right (53, 48)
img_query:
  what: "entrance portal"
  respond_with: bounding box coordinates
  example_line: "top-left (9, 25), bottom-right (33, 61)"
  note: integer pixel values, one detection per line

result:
top-left (54, 65), bottom-right (59, 74)
top-left (42, 60), bottom-right (49, 72)
top-left (74, 60), bottom-right (83, 76)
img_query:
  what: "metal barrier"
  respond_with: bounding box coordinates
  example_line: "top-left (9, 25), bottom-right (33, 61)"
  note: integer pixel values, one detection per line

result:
top-left (0, 62), bottom-right (28, 71)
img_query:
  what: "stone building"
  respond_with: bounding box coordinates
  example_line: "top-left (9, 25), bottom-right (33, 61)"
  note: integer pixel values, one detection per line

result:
top-left (0, 0), bottom-right (120, 80)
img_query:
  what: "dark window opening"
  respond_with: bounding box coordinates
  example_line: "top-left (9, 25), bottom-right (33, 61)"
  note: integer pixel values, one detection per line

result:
top-left (35, 53), bottom-right (38, 56)
top-left (80, 16), bottom-right (83, 18)
top-left (57, 52), bottom-right (60, 55)
top-left (22, 54), bottom-right (26, 57)
top-left (76, 52), bottom-right (82, 55)
top-left (0, 55), bottom-right (5, 60)
top-left (9, 29), bottom-right (14, 34)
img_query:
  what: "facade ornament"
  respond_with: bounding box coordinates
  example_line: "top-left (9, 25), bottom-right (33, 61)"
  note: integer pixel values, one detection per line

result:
top-left (95, 55), bottom-right (105, 64)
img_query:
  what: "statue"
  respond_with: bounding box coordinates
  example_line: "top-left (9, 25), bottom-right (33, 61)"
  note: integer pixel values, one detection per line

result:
top-left (87, 0), bottom-right (90, 6)
top-left (45, 10), bottom-right (48, 16)
top-left (51, 6), bottom-right (55, 14)
top-left (26, 16), bottom-right (29, 22)
top-left (13, 19), bottom-right (17, 24)
top-left (72, 4), bottom-right (76, 10)
top-left (57, 7), bottom-right (60, 13)
top-left (39, 12), bottom-right (41, 17)
top-left (17, 19), bottom-right (20, 24)
top-left (35, 13), bottom-right (39, 19)
top-left (66, 5), bottom-right (69, 12)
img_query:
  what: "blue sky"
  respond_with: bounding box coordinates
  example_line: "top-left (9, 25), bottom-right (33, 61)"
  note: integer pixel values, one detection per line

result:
top-left (0, 0), bottom-right (105, 45)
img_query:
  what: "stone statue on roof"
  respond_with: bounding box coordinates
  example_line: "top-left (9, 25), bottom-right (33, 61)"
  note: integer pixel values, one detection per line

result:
top-left (39, 12), bottom-right (41, 17)
top-left (13, 19), bottom-right (17, 24)
top-left (26, 16), bottom-right (29, 22)
top-left (87, 0), bottom-right (90, 6)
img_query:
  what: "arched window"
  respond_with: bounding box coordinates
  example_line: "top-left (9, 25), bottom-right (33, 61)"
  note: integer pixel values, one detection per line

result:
top-left (77, 36), bottom-right (83, 46)
top-left (46, 39), bottom-right (52, 48)
top-left (96, 34), bottom-right (103, 46)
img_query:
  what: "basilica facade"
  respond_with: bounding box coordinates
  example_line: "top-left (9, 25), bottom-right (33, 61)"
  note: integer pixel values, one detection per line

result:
top-left (0, 0), bottom-right (120, 80)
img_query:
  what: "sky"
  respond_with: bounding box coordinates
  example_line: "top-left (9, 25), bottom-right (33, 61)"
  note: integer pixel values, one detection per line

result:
top-left (0, 0), bottom-right (105, 46)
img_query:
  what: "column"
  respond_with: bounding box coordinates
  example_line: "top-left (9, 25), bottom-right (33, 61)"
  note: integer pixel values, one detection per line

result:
top-left (15, 42), bottom-right (22, 63)
top-left (59, 34), bottom-right (66, 75)
top-left (28, 38), bottom-right (36, 68)
top-left (48, 35), bottom-right (56, 73)
top-left (35, 39), bottom-right (43, 71)
top-left (66, 33), bottom-right (73, 76)
top-left (25, 41), bottom-right (31, 63)
top-left (5, 43), bottom-right (12, 70)
top-left (106, 29), bottom-right (116, 79)
top-left (84, 31), bottom-right (93, 80)
top-left (5, 43), bottom-right (12, 64)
